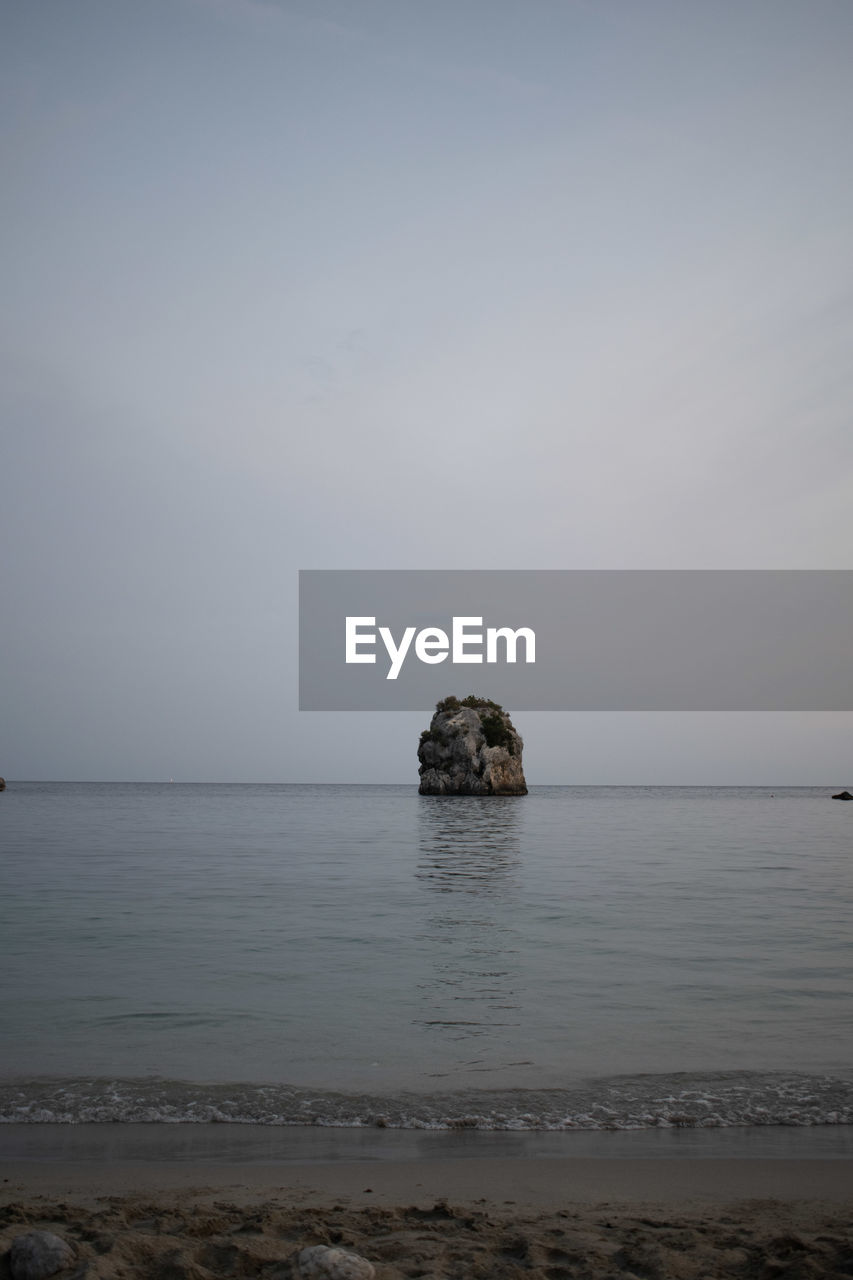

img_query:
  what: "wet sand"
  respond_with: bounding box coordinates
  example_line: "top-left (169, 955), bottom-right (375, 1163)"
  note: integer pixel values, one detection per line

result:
top-left (2, 1125), bottom-right (853, 1277)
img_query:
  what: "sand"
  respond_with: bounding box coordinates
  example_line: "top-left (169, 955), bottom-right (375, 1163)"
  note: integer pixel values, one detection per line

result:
top-left (2, 1126), bottom-right (853, 1279)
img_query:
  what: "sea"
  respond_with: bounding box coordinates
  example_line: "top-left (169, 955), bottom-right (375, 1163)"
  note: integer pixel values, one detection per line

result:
top-left (1, 782), bottom-right (852, 1133)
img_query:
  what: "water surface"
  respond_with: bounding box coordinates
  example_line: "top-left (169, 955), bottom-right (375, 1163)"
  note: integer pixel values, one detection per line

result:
top-left (1, 783), bottom-right (851, 1128)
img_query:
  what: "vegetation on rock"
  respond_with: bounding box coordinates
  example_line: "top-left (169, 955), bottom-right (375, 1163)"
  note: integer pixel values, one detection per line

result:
top-left (417, 695), bottom-right (526, 795)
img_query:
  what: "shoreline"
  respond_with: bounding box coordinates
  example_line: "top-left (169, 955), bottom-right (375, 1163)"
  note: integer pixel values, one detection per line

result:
top-left (4, 1120), bottom-right (853, 1163)
top-left (4, 1155), bottom-right (853, 1206)
top-left (4, 1127), bottom-right (853, 1277)
top-left (4, 1158), bottom-right (853, 1278)
top-left (3, 1122), bottom-right (853, 1204)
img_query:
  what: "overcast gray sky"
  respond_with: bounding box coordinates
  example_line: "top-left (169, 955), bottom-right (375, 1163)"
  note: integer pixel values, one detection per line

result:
top-left (2, 0), bottom-right (852, 783)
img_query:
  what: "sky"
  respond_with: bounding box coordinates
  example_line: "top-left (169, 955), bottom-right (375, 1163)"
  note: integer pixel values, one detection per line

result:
top-left (2, 0), bottom-right (852, 784)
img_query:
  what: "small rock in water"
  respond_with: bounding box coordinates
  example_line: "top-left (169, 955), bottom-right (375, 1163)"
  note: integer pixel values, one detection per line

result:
top-left (8, 1231), bottom-right (76, 1280)
top-left (832, 790), bottom-right (852, 800)
top-left (296, 1245), bottom-right (375, 1280)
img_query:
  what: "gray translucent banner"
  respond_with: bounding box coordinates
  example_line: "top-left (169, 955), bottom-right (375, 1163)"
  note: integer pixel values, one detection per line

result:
top-left (298, 570), bottom-right (852, 711)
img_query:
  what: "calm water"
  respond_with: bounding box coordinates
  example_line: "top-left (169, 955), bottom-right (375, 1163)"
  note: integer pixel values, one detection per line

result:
top-left (1, 782), bottom-right (852, 1129)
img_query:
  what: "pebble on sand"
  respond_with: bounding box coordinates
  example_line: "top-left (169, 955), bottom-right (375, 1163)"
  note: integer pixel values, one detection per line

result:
top-left (8, 1231), bottom-right (76, 1280)
top-left (296, 1244), bottom-right (376, 1280)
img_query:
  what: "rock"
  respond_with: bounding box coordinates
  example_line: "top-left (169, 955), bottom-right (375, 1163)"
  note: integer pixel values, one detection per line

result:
top-left (0, 777), bottom-right (5, 790)
top-left (418, 695), bottom-right (527, 795)
top-left (8, 1231), bottom-right (76, 1280)
top-left (832, 790), bottom-right (853, 800)
top-left (295, 1245), bottom-right (375, 1280)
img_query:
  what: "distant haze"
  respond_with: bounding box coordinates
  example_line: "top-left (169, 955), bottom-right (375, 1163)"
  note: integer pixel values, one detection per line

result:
top-left (2, 1), bottom-right (852, 783)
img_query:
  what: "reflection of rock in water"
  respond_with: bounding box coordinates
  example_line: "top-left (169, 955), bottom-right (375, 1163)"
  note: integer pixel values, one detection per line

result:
top-left (414, 797), bottom-right (527, 1075)
top-left (416, 796), bottom-right (522, 895)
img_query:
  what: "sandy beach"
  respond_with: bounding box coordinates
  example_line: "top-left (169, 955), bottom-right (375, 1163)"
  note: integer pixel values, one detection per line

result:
top-left (3, 1126), bottom-right (853, 1278)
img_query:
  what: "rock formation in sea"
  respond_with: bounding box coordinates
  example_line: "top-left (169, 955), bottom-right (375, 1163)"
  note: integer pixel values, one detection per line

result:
top-left (417, 695), bottom-right (527, 795)
top-left (832, 790), bottom-right (852, 801)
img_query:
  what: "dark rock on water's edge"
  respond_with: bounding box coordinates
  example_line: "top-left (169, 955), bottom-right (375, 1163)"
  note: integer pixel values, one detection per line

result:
top-left (832, 790), bottom-right (853, 800)
top-left (0, 777), bottom-right (5, 790)
top-left (417, 695), bottom-right (527, 795)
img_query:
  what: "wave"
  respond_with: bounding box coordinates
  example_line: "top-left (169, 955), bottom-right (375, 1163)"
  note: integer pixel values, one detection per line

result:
top-left (2, 1071), bottom-right (852, 1129)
